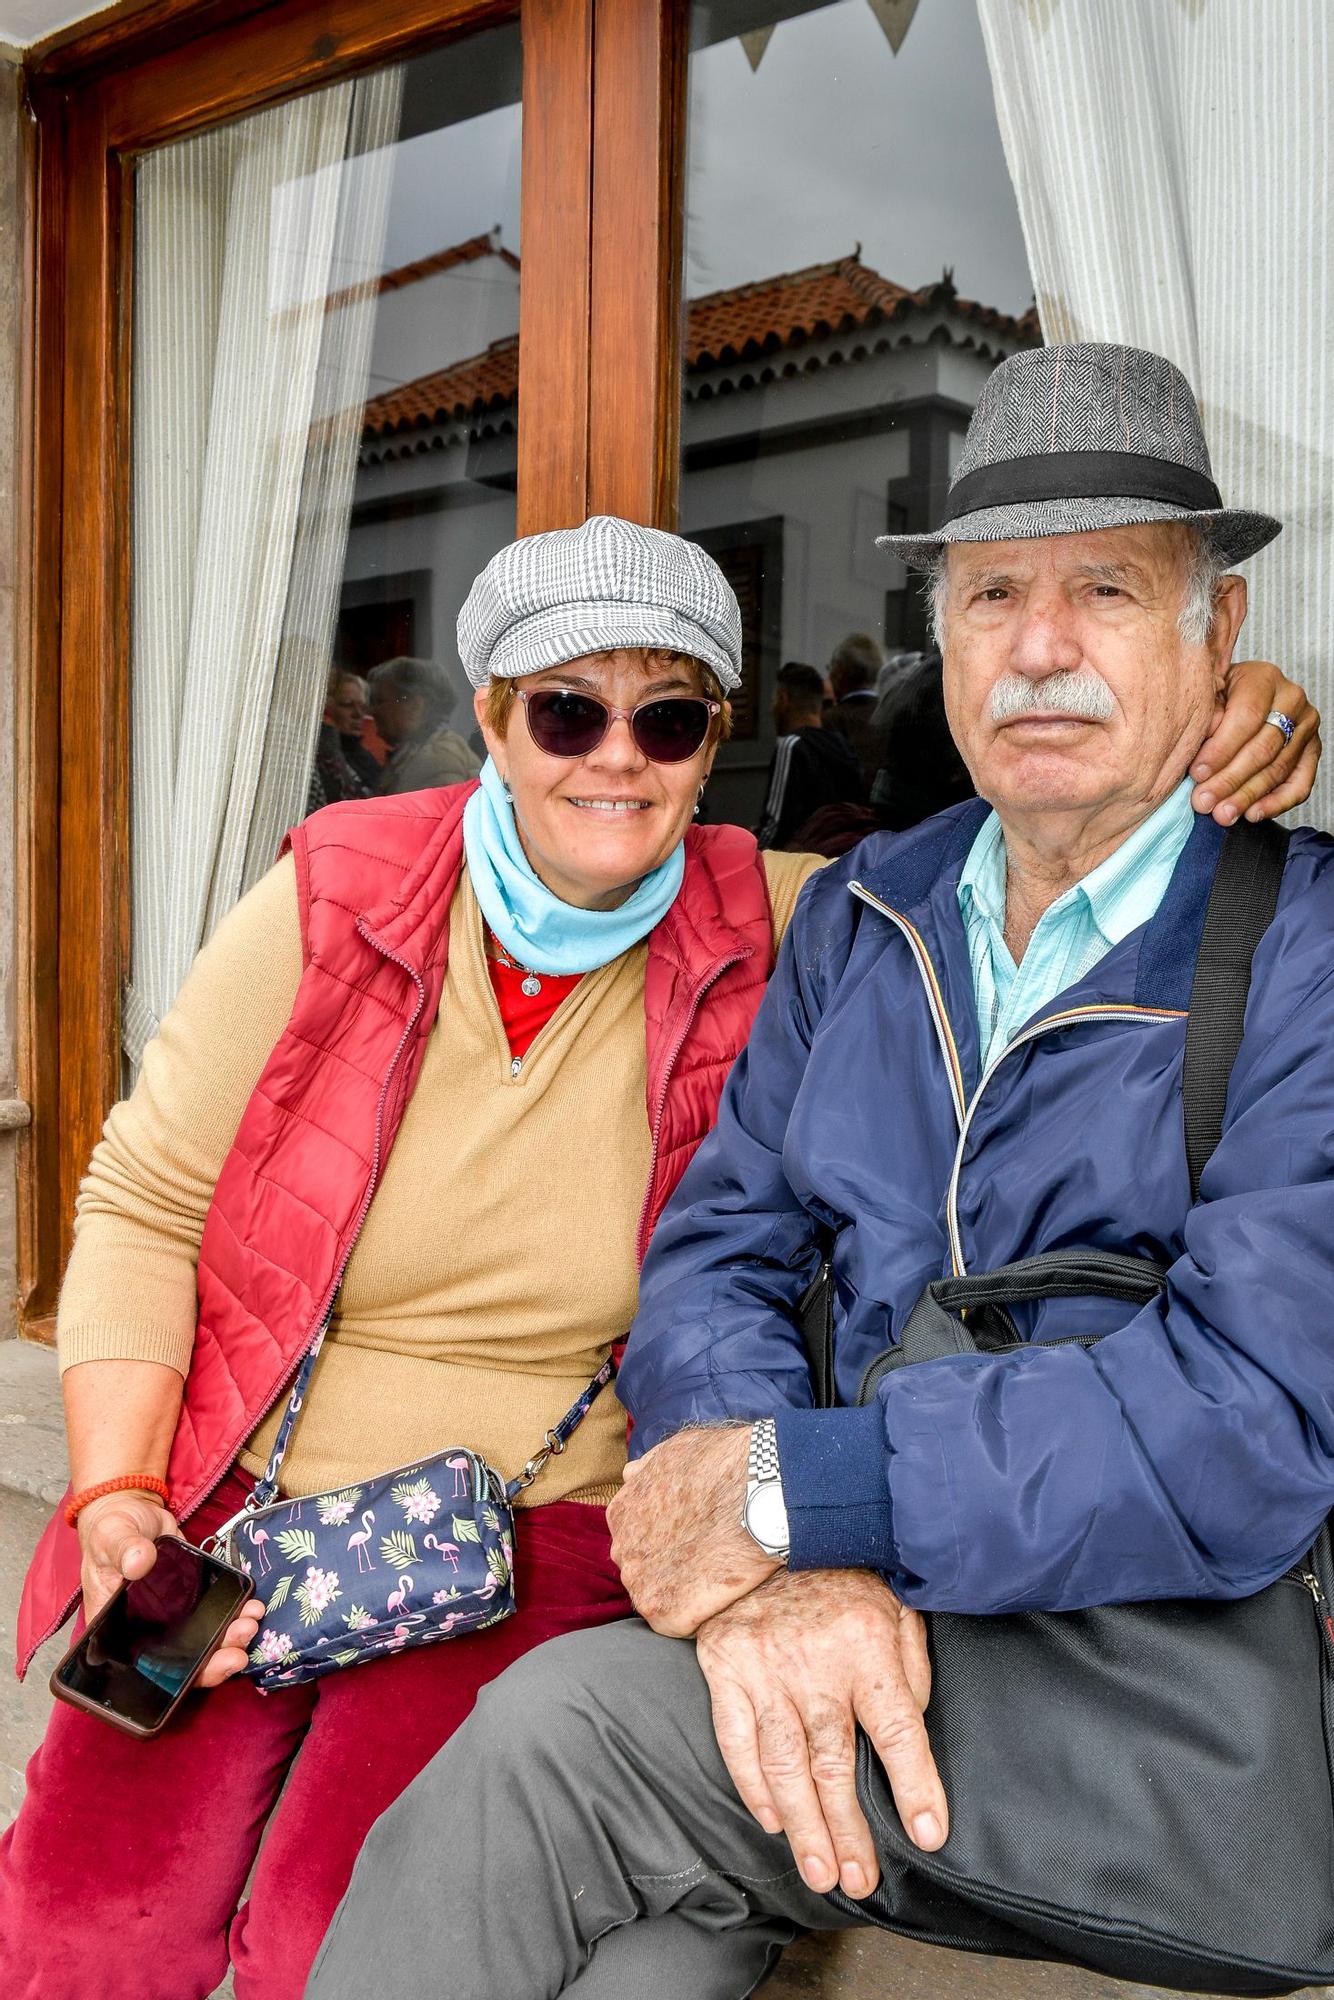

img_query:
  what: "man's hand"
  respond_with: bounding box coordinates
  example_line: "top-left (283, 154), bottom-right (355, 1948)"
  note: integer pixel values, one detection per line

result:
top-left (1193, 659), bottom-right (1320, 824)
top-left (608, 1428), bottom-right (779, 1636)
top-left (696, 1566), bottom-right (948, 1901)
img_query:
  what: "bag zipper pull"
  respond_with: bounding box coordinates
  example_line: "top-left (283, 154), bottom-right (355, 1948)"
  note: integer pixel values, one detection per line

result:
top-left (1298, 1570), bottom-right (1334, 1664)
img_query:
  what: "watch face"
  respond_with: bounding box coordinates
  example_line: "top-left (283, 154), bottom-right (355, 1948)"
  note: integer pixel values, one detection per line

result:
top-left (745, 1483), bottom-right (789, 1555)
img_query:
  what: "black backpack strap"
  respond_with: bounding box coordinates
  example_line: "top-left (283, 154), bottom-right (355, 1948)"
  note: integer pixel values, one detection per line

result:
top-left (1183, 819), bottom-right (1290, 1202)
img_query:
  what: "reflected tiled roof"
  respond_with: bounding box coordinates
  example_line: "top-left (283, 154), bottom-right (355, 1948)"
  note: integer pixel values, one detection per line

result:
top-left (362, 334), bottom-right (519, 434)
top-left (358, 249), bottom-right (1038, 446)
top-left (326, 233), bottom-right (520, 316)
top-left (687, 254), bottom-right (1036, 365)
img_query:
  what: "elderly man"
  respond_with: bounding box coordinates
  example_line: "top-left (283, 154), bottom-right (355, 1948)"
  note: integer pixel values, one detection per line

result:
top-left (307, 345), bottom-right (1332, 2000)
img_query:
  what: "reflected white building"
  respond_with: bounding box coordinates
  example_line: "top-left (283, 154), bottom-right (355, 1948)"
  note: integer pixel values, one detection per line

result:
top-left (339, 242), bottom-right (1035, 824)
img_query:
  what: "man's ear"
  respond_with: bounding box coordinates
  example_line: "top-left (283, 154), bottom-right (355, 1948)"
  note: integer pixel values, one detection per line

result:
top-left (1209, 574), bottom-right (1249, 685)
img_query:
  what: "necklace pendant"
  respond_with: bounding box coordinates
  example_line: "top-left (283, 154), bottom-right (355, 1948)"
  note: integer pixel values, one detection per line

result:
top-left (521, 973), bottom-right (542, 997)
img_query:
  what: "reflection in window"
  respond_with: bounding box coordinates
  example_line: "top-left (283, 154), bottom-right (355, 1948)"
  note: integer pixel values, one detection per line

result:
top-left (682, 0), bottom-right (1037, 835)
top-left (126, 25), bottom-right (521, 1076)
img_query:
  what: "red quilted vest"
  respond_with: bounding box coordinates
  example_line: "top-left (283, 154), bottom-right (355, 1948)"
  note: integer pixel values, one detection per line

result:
top-left (17, 782), bottom-right (774, 1674)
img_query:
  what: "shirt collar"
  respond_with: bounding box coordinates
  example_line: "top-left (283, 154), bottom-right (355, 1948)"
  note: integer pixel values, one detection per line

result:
top-left (958, 778), bottom-right (1199, 954)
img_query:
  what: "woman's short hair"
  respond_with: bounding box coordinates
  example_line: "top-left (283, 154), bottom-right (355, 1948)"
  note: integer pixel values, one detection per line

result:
top-left (485, 650), bottom-right (733, 744)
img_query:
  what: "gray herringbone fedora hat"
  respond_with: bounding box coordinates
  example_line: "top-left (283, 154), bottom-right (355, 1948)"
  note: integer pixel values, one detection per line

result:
top-left (457, 515), bottom-right (743, 692)
top-left (878, 343), bottom-right (1281, 569)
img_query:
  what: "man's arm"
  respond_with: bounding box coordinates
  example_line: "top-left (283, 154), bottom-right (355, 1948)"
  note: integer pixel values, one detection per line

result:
top-left (619, 865), bottom-right (850, 1451)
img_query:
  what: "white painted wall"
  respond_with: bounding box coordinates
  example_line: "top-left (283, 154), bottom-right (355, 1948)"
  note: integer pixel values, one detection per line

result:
top-left (0, 0), bottom-right (101, 47)
top-left (364, 254), bottom-right (519, 397)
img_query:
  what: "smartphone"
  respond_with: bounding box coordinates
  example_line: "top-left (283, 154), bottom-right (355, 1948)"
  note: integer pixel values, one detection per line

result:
top-left (50, 1535), bottom-right (253, 1738)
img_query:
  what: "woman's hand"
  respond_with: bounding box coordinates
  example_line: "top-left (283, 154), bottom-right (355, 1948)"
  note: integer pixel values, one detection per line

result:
top-left (1193, 661), bottom-right (1320, 824)
top-left (76, 1491), bottom-right (265, 1688)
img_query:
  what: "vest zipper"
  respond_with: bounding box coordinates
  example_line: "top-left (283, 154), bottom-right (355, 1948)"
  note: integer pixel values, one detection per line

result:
top-left (635, 952), bottom-right (746, 1267)
top-left (175, 924), bottom-right (428, 1528)
top-left (22, 926), bottom-right (431, 1674)
top-left (848, 881), bottom-right (1183, 1275)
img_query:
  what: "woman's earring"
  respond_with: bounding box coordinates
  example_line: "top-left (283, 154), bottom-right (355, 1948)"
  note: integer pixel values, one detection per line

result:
top-left (694, 783), bottom-right (705, 819)
top-left (501, 775), bottom-right (514, 802)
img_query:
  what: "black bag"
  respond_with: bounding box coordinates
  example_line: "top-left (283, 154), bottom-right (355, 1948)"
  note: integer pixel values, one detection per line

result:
top-left (803, 821), bottom-right (1334, 1996)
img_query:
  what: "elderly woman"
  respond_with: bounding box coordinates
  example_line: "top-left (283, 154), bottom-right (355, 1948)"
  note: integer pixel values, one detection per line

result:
top-left (0, 515), bottom-right (1316, 2000)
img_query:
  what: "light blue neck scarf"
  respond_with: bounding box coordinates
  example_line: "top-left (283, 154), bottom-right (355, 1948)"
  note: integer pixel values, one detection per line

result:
top-left (461, 758), bottom-right (686, 975)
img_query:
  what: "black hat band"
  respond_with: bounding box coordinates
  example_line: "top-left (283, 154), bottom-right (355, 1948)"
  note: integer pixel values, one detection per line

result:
top-left (942, 449), bottom-right (1224, 527)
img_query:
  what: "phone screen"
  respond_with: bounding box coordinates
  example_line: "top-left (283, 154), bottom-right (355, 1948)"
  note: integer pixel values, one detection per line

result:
top-left (54, 1538), bottom-right (250, 1732)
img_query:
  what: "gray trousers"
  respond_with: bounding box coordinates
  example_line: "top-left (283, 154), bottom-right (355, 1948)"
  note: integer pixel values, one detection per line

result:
top-left (305, 1618), bottom-right (861, 1999)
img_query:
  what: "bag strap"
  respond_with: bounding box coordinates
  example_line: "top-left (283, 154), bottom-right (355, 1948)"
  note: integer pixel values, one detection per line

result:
top-left (880, 1249), bottom-right (1167, 1376)
top-left (504, 1354), bottom-right (617, 1501)
top-left (249, 1310), bottom-right (616, 1514)
top-left (1183, 818), bottom-right (1290, 1201)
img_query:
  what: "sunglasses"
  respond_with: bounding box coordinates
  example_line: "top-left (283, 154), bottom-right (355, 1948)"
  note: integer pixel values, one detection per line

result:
top-left (517, 687), bottom-right (721, 764)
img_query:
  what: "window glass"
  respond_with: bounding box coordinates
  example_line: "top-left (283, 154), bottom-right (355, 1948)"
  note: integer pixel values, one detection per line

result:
top-left (682, 0), bottom-right (1036, 834)
top-left (126, 22), bottom-right (521, 1075)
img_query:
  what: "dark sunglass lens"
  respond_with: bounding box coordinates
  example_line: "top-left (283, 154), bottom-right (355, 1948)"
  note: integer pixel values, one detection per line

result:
top-left (525, 689), bottom-right (608, 757)
top-left (633, 699), bottom-right (711, 763)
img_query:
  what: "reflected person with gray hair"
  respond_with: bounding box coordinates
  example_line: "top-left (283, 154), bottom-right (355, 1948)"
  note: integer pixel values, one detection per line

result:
top-left (369, 654), bottom-right (481, 795)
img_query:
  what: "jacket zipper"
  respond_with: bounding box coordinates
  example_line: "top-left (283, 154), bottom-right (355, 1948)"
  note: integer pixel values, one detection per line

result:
top-left (848, 882), bottom-right (1183, 1275)
top-left (849, 883), bottom-right (966, 1127)
top-left (23, 921), bottom-right (428, 1672)
top-left (635, 951), bottom-right (747, 1266)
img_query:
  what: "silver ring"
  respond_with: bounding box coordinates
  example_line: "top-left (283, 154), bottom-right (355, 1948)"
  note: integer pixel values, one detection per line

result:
top-left (1265, 709), bottom-right (1295, 745)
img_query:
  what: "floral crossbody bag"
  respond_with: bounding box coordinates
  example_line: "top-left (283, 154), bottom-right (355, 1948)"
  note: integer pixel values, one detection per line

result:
top-left (203, 1318), bottom-right (615, 1692)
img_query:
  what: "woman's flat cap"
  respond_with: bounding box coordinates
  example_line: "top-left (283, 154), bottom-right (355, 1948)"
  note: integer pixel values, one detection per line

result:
top-left (457, 515), bottom-right (744, 693)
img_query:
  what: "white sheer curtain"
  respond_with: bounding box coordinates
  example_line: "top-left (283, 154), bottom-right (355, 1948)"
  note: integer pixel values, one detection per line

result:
top-left (977, 0), bottom-right (1334, 827)
top-left (125, 69), bottom-right (403, 1072)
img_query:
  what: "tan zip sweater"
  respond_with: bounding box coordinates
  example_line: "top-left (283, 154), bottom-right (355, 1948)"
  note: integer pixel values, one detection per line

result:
top-left (58, 848), bottom-right (825, 1507)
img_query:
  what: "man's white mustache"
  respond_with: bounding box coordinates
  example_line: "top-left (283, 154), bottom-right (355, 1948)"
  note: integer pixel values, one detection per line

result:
top-left (989, 670), bottom-right (1116, 724)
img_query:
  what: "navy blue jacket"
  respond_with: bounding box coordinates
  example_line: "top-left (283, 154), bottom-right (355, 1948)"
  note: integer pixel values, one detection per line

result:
top-left (621, 802), bottom-right (1334, 1614)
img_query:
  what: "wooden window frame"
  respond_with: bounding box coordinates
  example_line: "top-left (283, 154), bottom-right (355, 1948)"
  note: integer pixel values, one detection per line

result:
top-left (18, 0), bottom-right (687, 1337)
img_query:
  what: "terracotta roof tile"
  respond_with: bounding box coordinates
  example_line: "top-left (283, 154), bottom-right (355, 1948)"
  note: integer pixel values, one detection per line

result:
top-left (359, 250), bottom-right (1037, 444)
top-left (686, 254), bottom-right (914, 364)
top-left (361, 332), bottom-right (520, 439)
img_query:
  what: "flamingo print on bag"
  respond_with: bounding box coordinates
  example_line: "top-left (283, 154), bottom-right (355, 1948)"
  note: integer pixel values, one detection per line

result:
top-left (347, 1510), bottom-right (376, 1573)
top-left (243, 1523), bottom-right (272, 1575)
top-left (386, 1573), bottom-right (415, 1618)
top-left (382, 1614), bottom-right (428, 1654)
top-left (236, 1444), bottom-right (527, 1687)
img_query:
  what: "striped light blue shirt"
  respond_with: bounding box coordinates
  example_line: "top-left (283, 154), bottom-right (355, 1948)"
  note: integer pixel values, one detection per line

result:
top-left (957, 780), bottom-right (1197, 1073)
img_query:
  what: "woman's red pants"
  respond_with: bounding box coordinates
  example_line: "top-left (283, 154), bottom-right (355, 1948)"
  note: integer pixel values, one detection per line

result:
top-left (0, 1470), bottom-right (631, 1999)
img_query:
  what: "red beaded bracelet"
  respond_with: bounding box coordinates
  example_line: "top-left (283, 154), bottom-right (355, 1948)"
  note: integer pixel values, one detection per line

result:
top-left (65, 1474), bottom-right (170, 1530)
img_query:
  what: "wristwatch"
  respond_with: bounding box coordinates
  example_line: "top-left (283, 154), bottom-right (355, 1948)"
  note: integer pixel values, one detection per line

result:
top-left (742, 1417), bottom-right (790, 1561)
